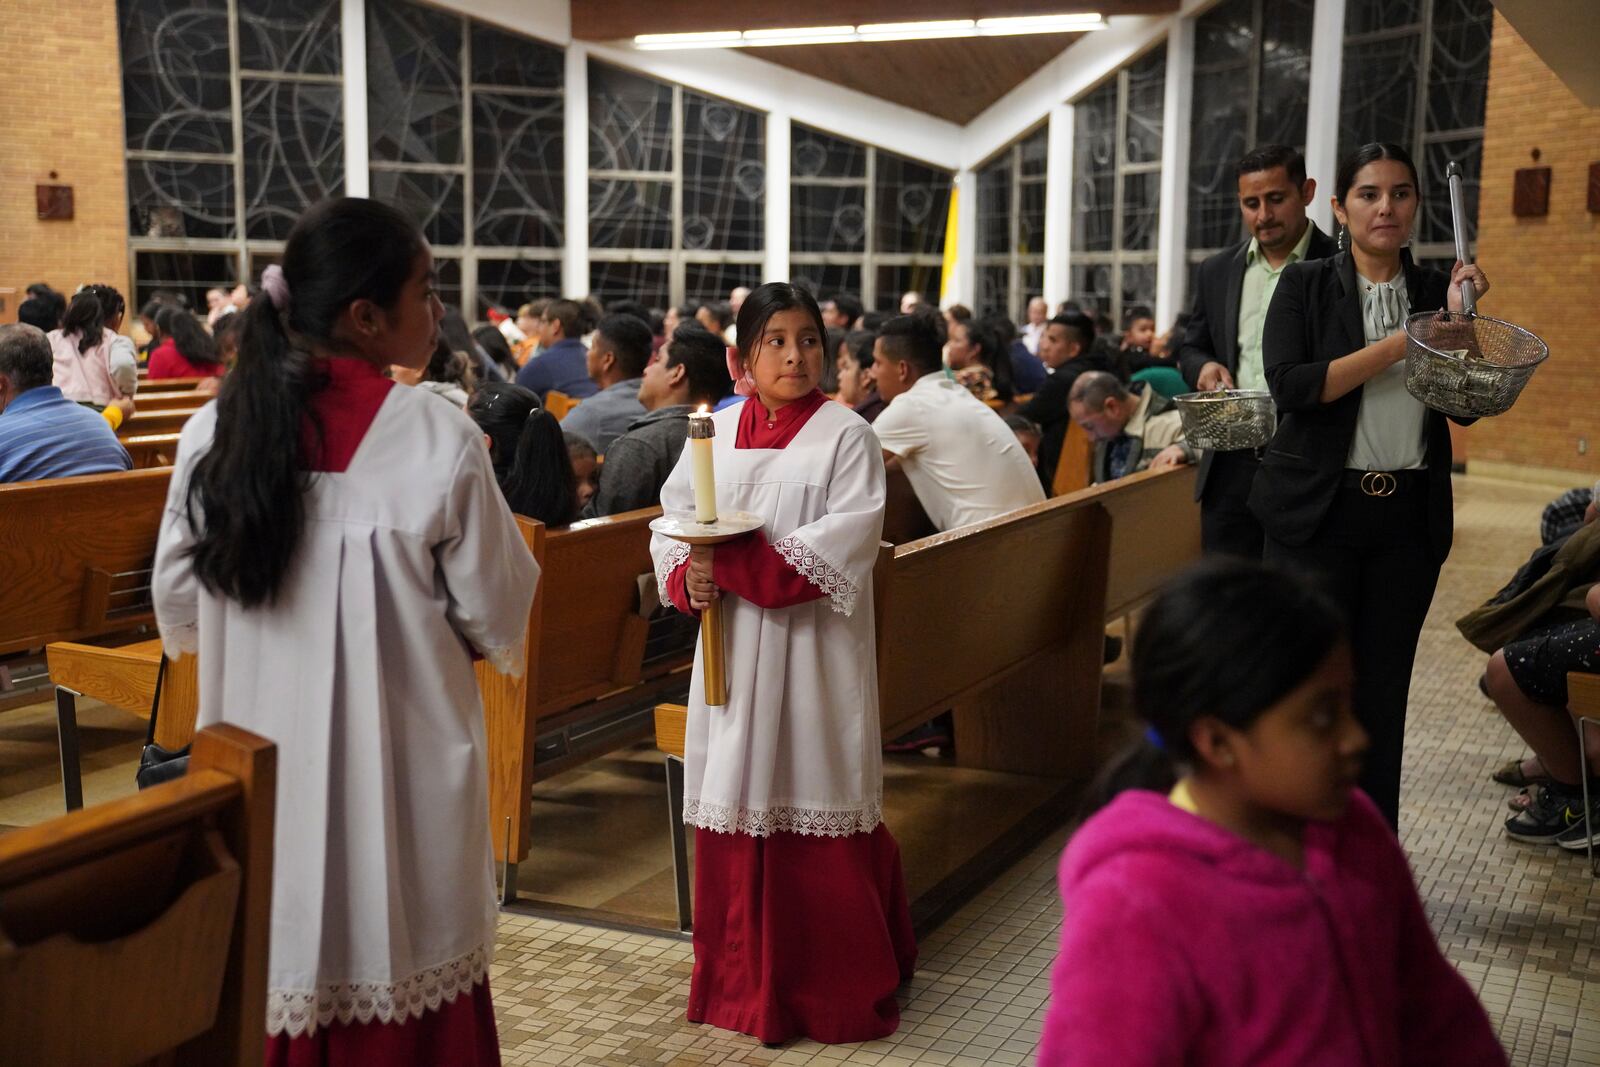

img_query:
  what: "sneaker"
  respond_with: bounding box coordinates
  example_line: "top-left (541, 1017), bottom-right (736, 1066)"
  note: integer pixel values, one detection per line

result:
top-left (883, 719), bottom-right (951, 755)
top-left (1508, 786), bottom-right (1535, 812)
top-left (1555, 798), bottom-right (1600, 851)
top-left (1503, 785), bottom-right (1587, 843)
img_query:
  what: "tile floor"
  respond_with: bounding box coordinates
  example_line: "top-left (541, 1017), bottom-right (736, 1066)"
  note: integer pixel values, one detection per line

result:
top-left (485, 474), bottom-right (1600, 1066)
top-left (2, 473), bottom-right (1596, 1064)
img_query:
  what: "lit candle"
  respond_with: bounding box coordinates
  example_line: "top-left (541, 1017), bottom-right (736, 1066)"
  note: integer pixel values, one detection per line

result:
top-left (688, 407), bottom-right (717, 524)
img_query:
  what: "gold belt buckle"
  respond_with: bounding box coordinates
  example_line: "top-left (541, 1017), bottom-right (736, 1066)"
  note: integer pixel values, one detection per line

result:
top-left (1359, 471), bottom-right (1397, 498)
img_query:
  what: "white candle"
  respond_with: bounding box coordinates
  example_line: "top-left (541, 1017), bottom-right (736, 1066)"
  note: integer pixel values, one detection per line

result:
top-left (688, 407), bottom-right (717, 523)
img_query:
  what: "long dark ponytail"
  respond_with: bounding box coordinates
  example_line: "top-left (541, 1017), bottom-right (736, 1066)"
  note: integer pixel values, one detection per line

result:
top-left (155, 305), bottom-right (221, 366)
top-left (466, 383), bottom-right (576, 527)
top-left (63, 284), bottom-right (124, 353)
top-left (1087, 558), bottom-right (1347, 811)
top-left (185, 197), bottom-right (425, 607)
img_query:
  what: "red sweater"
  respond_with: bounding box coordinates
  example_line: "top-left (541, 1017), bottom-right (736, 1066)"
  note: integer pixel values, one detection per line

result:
top-left (147, 338), bottom-right (225, 380)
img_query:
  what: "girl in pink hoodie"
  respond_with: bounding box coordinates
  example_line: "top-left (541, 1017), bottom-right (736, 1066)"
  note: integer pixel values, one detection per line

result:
top-left (1039, 558), bottom-right (1506, 1067)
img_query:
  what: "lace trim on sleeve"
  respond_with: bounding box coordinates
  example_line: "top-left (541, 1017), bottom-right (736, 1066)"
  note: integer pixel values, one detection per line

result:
top-left (655, 541), bottom-right (691, 604)
top-left (683, 795), bottom-right (882, 838)
top-left (771, 535), bottom-right (858, 616)
top-left (478, 642), bottom-right (524, 677)
top-left (265, 942), bottom-right (491, 1038)
top-left (158, 621), bottom-right (199, 660)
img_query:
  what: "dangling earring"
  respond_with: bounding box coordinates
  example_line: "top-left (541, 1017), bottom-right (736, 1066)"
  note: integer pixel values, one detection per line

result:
top-left (1338, 225), bottom-right (1348, 252)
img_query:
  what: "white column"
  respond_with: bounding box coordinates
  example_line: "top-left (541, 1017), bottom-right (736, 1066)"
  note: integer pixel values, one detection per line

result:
top-left (1043, 102), bottom-right (1073, 309)
top-left (764, 110), bottom-right (791, 283)
top-left (948, 168), bottom-right (977, 307)
top-left (562, 45), bottom-right (590, 297)
top-left (1305, 0), bottom-right (1347, 234)
top-left (1155, 15), bottom-right (1194, 329)
top-left (341, 0), bottom-right (369, 196)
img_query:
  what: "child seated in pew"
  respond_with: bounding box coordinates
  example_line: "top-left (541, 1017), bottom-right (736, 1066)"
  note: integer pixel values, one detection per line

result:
top-left (154, 197), bottom-right (537, 1067)
top-left (651, 282), bottom-right (916, 1046)
top-left (467, 381), bottom-right (579, 527)
top-left (1039, 558), bottom-right (1506, 1067)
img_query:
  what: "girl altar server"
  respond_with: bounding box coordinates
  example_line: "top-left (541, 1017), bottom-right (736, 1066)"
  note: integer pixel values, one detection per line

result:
top-left (154, 197), bottom-right (537, 1066)
top-left (652, 282), bottom-right (917, 1045)
top-left (1039, 559), bottom-right (1505, 1066)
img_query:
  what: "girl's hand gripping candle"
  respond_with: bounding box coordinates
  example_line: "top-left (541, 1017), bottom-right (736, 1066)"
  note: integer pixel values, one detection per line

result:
top-left (689, 407), bottom-right (717, 523)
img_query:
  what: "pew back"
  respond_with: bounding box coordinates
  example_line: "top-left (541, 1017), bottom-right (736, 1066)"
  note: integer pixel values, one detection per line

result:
top-left (0, 468), bottom-right (172, 655)
top-left (124, 432), bottom-right (182, 468)
top-left (1091, 464), bottom-right (1200, 618)
top-left (0, 724), bottom-right (275, 1067)
top-left (120, 408), bottom-right (201, 438)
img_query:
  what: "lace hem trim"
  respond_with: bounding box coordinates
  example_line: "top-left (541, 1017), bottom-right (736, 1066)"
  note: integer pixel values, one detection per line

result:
top-left (264, 942), bottom-right (491, 1038)
top-left (655, 542), bottom-right (691, 606)
top-left (684, 795), bottom-right (883, 838)
top-left (771, 535), bottom-right (858, 616)
top-left (479, 641), bottom-right (524, 677)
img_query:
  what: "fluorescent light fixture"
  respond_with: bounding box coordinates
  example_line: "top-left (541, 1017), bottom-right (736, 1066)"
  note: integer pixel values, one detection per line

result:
top-left (976, 14), bottom-right (1107, 35)
top-left (634, 30), bottom-right (743, 50)
top-left (631, 14), bottom-right (1104, 50)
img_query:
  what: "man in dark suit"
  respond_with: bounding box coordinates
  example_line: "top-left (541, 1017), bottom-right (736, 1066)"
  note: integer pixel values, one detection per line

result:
top-left (1177, 144), bottom-right (1338, 557)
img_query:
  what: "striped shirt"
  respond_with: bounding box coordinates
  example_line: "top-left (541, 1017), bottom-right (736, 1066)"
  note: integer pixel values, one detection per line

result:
top-left (0, 385), bottom-right (132, 483)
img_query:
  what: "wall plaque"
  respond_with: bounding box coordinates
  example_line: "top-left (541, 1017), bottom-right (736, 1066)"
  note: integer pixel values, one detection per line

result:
top-left (1512, 166), bottom-right (1551, 217)
top-left (1588, 162), bottom-right (1600, 214)
top-left (35, 184), bottom-right (74, 221)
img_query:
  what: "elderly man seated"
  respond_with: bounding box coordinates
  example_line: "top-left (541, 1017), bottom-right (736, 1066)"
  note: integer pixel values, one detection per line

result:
top-left (1067, 370), bottom-right (1193, 484)
top-left (0, 323), bottom-right (132, 482)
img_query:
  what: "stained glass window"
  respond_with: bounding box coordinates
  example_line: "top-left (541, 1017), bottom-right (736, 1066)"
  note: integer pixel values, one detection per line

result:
top-left (119, 0), bottom-right (345, 300)
top-left (790, 124), bottom-right (952, 313)
top-left (975, 124), bottom-right (1049, 321)
top-left (1338, 0), bottom-right (1493, 259)
top-left (1070, 46), bottom-right (1165, 325)
top-left (369, 2), bottom-right (565, 317)
top-left (588, 61), bottom-right (764, 312)
top-left (1185, 0), bottom-right (1313, 274)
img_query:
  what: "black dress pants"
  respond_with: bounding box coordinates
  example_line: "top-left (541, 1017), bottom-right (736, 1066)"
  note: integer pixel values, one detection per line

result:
top-left (1200, 450), bottom-right (1266, 558)
top-left (1263, 474), bottom-right (1441, 830)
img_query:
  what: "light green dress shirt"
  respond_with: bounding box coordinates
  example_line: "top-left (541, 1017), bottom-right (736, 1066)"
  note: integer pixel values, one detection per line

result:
top-left (1236, 222), bottom-right (1316, 392)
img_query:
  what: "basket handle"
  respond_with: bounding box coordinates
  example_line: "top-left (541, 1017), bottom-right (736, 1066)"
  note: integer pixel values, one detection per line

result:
top-left (1446, 161), bottom-right (1476, 315)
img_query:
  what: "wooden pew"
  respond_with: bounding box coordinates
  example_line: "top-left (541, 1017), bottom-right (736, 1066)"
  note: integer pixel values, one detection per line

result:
top-left (136, 374), bottom-right (206, 390)
top-left (131, 391), bottom-right (208, 413)
top-left (1569, 671), bottom-right (1600, 875)
top-left (120, 408), bottom-right (202, 438)
top-left (124, 432), bottom-right (182, 468)
top-left (477, 506), bottom-right (698, 901)
top-left (0, 724), bottom-right (275, 1067)
top-left (1050, 420), bottom-right (1092, 496)
top-left (544, 390), bottom-right (580, 421)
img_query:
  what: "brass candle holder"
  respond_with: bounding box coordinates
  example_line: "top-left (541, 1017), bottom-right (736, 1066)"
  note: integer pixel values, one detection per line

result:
top-left (651, 511), bottom-right (764, 706)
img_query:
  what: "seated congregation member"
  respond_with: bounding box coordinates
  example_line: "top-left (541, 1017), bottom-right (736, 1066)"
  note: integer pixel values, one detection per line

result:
top-left (50, 283), bottom-right (138, 406)
top-left (987, 313), bottom-right (1047, 395)
top-left (0, 323), bottom-right (131, 482)
top-left (152, 197), bottom-right (538, 1065)
top-left (567, 433), bottom-right (598, 515)
top-left (1005, 413), bottom-right (1042, 469)
top-left (872, 311), bottom-right (1044, 531)
top-left (1020, 296), bottom-right (1049, 354)
top-left (16, 295), bottom-right (61, 334)
top-left (821, 292), bottom-right (863, 331)
top-left (23, 283), bottom-right (66, 331)
top-left (515, 298), bottom-right (595, 400)
top-left (834, 328), bottom-right (880, 420)
top-left (944, 316), bottom-right (1015, 405)
top-left (468, 382), bottom-right (578, 527)
top-left (393, 337), bottom-right (474, 408)
top-left (1069, 371), bottom-right (1193, 484)
top-left (1251, 142), bottom-right (1488, 830)
top-left (1017, 311), bottom-right (1106, 490)
top-left (1540, 480), bottom-right (1599, 546)
top-left (442, 309), bottom-right (504, 385)
top-left (582, 321), bottom-right (729, 518)
top-left (1178, 144), bottom-right (1338, 558)
top-left (562, 313), bottom-right (651, 453)
top-left (148, 305), bottom-right (226, 380)
top-left (696, 301), bottom-right (735, 345)
top-left (1039, 559), bottom-right (1507, 1067)
top-left (474, 323), bottom-right (519, 381)
top-left (651, 282), bottom-right (916, 1045)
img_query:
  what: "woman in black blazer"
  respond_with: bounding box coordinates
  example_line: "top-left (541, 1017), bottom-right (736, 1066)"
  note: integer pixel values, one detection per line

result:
top-left (1249, 142), bottom-right (1488, 829)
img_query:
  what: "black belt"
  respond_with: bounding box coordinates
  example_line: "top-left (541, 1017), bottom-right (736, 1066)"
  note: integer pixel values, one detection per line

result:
top-left (1339, 469), bottom-right (1427, 497)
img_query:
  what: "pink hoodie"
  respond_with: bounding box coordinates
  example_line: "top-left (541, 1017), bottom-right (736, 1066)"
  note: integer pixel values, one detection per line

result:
top-left (1038, 789), bottom-right (1506, 1067)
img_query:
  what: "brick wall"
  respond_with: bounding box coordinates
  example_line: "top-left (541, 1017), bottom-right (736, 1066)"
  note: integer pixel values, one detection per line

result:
top-left (1466, 14), bottom-right (1600, 482)
top-left (0, 0), bottom-right (128, 322)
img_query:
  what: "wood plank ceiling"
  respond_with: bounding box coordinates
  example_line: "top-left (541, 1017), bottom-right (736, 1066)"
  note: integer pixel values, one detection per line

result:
top-left (573, 0), bottom-right (1181, 125)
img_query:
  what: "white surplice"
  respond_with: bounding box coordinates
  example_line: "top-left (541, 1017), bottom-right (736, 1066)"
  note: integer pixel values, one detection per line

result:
top-left (650, 399), bottom-right (887, 838)
top-left (152, 389), bottom-right (538, 1037)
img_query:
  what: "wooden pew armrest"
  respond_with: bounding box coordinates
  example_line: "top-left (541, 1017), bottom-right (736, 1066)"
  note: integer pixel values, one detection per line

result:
top-left (1570, 671), bottom-right (1600, 718)
top-left (654, 704), bottom-right (687, 760)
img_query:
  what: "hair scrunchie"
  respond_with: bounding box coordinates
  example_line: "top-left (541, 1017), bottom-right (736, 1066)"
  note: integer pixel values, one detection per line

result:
top-left (260, 264), bottom-right (291, 313)
top-left (724, 347), bottom-right (757, 397)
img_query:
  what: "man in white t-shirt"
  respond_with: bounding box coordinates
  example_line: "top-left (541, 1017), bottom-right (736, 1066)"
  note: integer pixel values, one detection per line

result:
top-left (871, 310), bottom-right (1045, 532)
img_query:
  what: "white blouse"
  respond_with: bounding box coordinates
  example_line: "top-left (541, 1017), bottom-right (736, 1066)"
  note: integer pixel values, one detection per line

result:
top-left (1346, 270), bottom-right (1428, 472)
